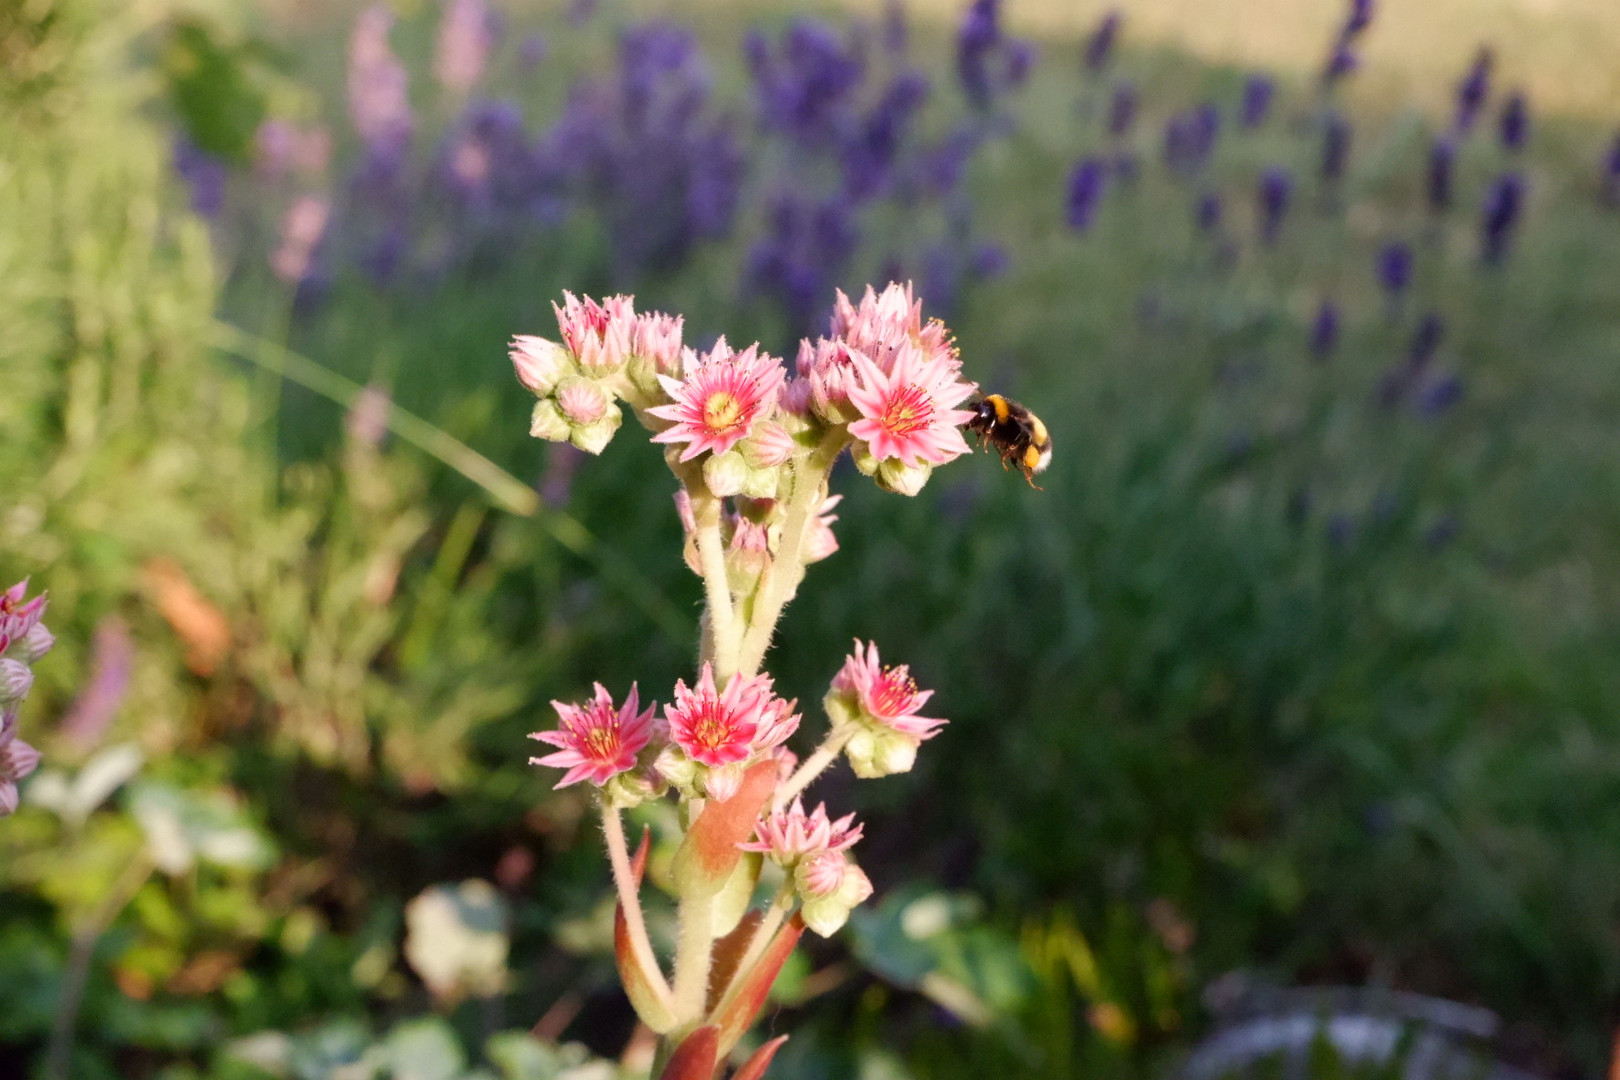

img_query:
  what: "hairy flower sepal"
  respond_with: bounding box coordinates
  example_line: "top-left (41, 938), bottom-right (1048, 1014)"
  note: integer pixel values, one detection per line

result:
top-left (796, 854), bottom-right (873, 937)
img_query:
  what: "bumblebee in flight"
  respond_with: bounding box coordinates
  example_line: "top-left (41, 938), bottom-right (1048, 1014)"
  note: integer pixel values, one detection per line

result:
top-left (965, 394), bottom-right (1051, 488)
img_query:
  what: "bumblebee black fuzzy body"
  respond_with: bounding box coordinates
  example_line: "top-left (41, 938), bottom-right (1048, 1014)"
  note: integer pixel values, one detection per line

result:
top-left (965, 394), bottom-right (1051, 487)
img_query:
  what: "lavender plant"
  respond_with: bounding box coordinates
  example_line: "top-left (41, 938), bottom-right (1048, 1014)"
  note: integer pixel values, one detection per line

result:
top-left (512, 283), bottom-right (996, 1076)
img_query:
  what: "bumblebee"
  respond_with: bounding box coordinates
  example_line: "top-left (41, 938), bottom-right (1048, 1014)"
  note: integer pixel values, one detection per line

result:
top-left (965, 394), bottom-right (1051, 488)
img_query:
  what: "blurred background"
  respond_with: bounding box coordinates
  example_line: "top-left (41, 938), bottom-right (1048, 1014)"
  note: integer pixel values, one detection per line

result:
top-left (3, 0), bottom-right (1619, 1077)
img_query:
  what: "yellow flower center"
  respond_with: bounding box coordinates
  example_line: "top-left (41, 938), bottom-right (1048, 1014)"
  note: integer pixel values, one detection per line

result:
top-left (878, 385), bottom-right (933, 437)
top-left (703, 391), bottom-right (747, 435)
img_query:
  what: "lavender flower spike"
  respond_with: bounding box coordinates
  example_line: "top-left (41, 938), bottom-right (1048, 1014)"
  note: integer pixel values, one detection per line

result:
top-left (1240, 74), bottom-right (1274, 129)
top-left (1257, 166), bottom-right (1293, 245)
top-left (1066, 156), bottom-right (1108, 231)
top-left (1427, 137), bottom-right (1455, 213)
top-left (1309, 301), bottom-right (1340, 361)
top-left (1604, 132), bottom-right (1620, 207)
top-left (1377, 242), bottom-right (1412, 299)
top-left (1454, 46), bottom-right (1493, 133)
top-left (1084, 11), bottom-right (1122, 73)
top-left (1498, 90), bottom-right (1528, 152)
top-left (1481, 172), bottom-right (1524, 264)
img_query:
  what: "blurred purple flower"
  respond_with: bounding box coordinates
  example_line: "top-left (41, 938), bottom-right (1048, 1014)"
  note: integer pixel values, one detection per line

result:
top-left (1377, 242), bottom-right (1412, 298)
top-left (955, 0), bottom-right (1029, 109)
top-left (1321, 34), bottom-right (1358, 87)
top-left (1417, 373), bottom-right (1463, 417)
top-left (1345, 0), bottom-right (1376, 35)
top-left (747, 20), bottom-right (864, 147)
top-left (1257, 166), bottom-right (1292, 245)
top-left (434, 0), bottom-right (499, 97)
top-left (1107, 81), bottom-right (1137, 138)
top-left (568, 0), bottom-right (599, 26)
top-left (1194, 191), bottom-right (1222, 233)
top-left (1066, 156), bottom-right (1108, 231)
top-left (1498, 90), bottom-right (1528, 151)
top-left (1326, 514), bottom-right (1357, 549)
top-left (1163, 104), bottom-right (1219, 175)
top-left (842, 71), bottom-right (931, 200)
top-left (1321, 111), bottom-right (1351, 182)
top-left (255, 120), bottom-right (331, 180)
top-left (1424, 514), bottom-right (1460, 549)
top-left (1239, 74), bottom-right (1274, 129)
top-left (1310, 301), bottom-right (1339, 360)
top-left (1427, 136), bottom-right (1455, 213)
top-left (1084, 10), bottom-right (1122, 73)
top-left (1481, 171), bottom-right (1523, 263)
top-left (1604, 132), bottom-right (1620, 206)
top-left (1409, 312), bottom-right (1444, 369)
top-left (172, 136), bottom-right (227, 218)
top-left (746, 193), bottom-right (860, 332)
top-left (1453, 46), bottom-right (1492, 133)
top-left (971, 242), bottom-right (1009, 278)
top-left (348, 5), bottom-right (413, 153)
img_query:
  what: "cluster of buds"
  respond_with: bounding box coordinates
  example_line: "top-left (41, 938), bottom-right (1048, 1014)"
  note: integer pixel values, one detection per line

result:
top-left (511, 292), bottom-right (685, 455)
top-left (0, 581), bottom-right (51, 817)
top-left (510, 283), bottom-right (1000, 1079)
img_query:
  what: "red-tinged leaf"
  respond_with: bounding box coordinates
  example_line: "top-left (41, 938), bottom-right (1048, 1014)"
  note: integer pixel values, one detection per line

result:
top-left (658, 1024), bottom-right (720, 1080)
top-left (671, 761), bottom-right (777, 898)
top-left (617, 828), bottom-right (675, 1033)
top-left (713, 915), bottom-right (805, 1056)
top-left (706, 910), bottom-right (765, 1014)
top-left (731, 1035), bottom-right (789, 1080)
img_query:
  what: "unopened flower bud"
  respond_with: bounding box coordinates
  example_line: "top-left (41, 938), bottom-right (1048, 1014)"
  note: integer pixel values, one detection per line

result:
top-left (726, 519), bottom-right (771, 593)
top-left (740, 423), bottom-right (796, 469)
top-left (704, 762), bottom-right (744, 802)
top-left (845, 726), bottom-right (920, 779)
top-left (876, 458), bottom-right (932, 497)
top-left (796, 850), bottom-right (848, 898)
top-left (510, 335), bottom-right (572, 395)
top-left (654, 745), bottom-right (699, 794)
top-left (555, 376), bottom-right (610, 425)
top-left (13, 624), bottom-right (53, 664)
top-left (570, 408), bottom-right (622, 455)
top-left (741, 466), bottom-right (779, 500)
top-left (602, 767), bottom-right (663, 810)
top-left (836, 861), bottom-right (873, 908)
top-left (703, 450), bottom-right (750, 498)
top-left (529, 399), bottom-right (571, 441)
top-left (0, 659), bottom-right (32, 704)
top-left (851, 441), bottom-right (880, 476)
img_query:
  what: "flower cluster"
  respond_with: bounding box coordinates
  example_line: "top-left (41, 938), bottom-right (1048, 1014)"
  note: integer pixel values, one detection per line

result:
top-left (0, 581), bottom-right (51, 817)
top-left (515, 283), bottom-right (989, 1072)
top-left (513, 292), bottom-right (685, 455)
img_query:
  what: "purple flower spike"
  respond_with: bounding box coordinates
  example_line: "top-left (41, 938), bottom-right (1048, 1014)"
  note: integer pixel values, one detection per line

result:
top-left (1321, 112), bottom-right (1351, 182)
top-left (1408, 312), bottom-right (1444, 369)
top-left (1240, 74), bottom-right (1274, 129)
top-left (1163, 104), bottom-right (1219, 176)
top-left (1481, 172), bottom-right (1524, 264)
top-left (1321, 34), bottom-right (1358, 87)
top-left (1194, 191), bottom-right (1222, 234)
top-left (172, 136), bottom-right (227, 218)
top-left (1066, 156), bottom-right (1109, 231)
top-left (1604, 132), bottom-right (1620, 206)
top-left (883, 0), bottom-right (908, 54)
top-left (1345, 0), bottom-right (1376, 35)
top-left (1454, 46), bottom-right (1493, 133)
top-left (1377, 242), bottom-right (1413, 298)
top-left (1084, 10), bottom-right (1122, 74)
top-left (1427, 137), bottom-right (1455, 213)
top-left (1257, 166), bottom-right (1293, 245)
top-left (1417, 373), bottom-right (1464, 418)
top-left (1310, 301), bottom-right (1340, 361)
top-left (1107, 81), bottom-right (1138, 138)
top-left (1498, 90), bottom-right (1528, 151)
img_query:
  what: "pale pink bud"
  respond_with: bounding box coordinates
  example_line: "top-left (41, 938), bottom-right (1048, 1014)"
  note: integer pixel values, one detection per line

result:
top-left (554, 377), bottom-right (610, 425)
top-left (741, 422), bottom-right (796, 469)
top-left (13, 624), bottom-right (53, 664)
top-left (0, 736), bottom-right (39, 816)
top-left (798, 850), bottom-right (848, 898)
top-left (0, 659), bottom-right (32, 704)
top-left (510, 335), bottom-right (572, 396)
top-left (633, 312), bottom-right (685, 376)
top-left (704, 762), bottom-right (744, 802)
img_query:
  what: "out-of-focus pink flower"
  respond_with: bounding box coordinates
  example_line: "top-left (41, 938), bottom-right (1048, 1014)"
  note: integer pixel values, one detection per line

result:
top-left (270, 196), bottom-right (330, 284)
top-left (346, 383), bottom-right (391, 447)
top-left (0, 581), bottom-right (47, 656)
top-left (256, 120), bottom-right (331, 179)
top-left (434, 0), bottom-right (496, 96)
top-left (830, 282), bottom-right (958, 374)
top-left (554, 292), bottom-right (636, 375)
top-left (665, 664), bottom-right (780, 768)
top-left (633, 312), bottom-right (685, 377)
top-left (530, 683), bottom-right (660, 788)
top-left (740, 798), bottom-right (862, 865)
top-left (648, 339), bottom-right (786, 462)
top-left (348, 5), bottom-right (413, 149)
top-left (832, 640), bottom-right (946, 740)
top-left (805, 494), bottom-right (841, 563)
top-left (60, 617), bottom-right (131, 751)
top-left (0, 660), bottom-right (32, 704)
top-left (846, 341), bottom-right (976, 467)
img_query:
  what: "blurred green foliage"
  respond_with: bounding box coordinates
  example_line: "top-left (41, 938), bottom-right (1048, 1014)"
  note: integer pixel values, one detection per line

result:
top-left (4, 0), bottom-right (1620, 1079)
